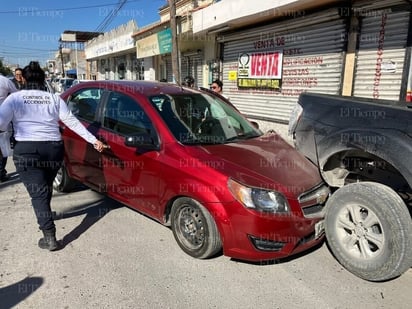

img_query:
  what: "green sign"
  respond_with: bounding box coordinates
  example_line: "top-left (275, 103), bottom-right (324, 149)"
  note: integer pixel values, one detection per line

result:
top-left (158, 28), bottom-right (172, 54)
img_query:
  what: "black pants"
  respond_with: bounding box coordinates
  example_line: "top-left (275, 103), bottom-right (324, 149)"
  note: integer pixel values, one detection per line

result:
top-left (13, 141), bottom-right (64, 231)
top-left (1, 157), bottom-right (7, 176)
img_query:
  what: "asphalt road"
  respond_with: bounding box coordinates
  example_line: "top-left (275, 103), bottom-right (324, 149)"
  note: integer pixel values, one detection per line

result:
top-left (1, 159), bottom-right (412, 309)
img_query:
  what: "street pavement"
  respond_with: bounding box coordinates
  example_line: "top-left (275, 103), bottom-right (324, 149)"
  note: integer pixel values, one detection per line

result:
top-left (1, 154), bottom-right (412, 309)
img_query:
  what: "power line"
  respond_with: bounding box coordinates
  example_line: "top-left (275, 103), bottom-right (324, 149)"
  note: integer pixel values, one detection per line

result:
top-left (0, 0), bottom-right (142, 14)
top-left (0, 44), bottom-right (53, 52)
top-left (0, 0), bottom-right (166, 65)
top-left (94, 0), bottom-right (128, 32)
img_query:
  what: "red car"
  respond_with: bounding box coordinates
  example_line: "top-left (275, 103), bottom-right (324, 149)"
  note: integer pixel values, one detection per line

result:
top-left (55, 80), bottom-right (329, 262)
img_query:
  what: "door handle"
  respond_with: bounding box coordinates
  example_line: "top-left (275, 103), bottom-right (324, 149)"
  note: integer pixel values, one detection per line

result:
top-left (96, 135), bottom-right (111, 149)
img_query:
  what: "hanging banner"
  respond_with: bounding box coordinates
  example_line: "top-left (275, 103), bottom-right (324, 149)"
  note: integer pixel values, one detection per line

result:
top-left (137, 28), bottom-right (172, 58)
top-left (237, 51), bottom-right (283, 90)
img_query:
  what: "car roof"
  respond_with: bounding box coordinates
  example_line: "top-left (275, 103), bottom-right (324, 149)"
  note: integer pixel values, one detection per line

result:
top-left (70, 80), bottom-right (202, 96)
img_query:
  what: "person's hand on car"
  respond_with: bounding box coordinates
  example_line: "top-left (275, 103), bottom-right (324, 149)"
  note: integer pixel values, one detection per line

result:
top-left (93, 140), bottom-right (105, 152)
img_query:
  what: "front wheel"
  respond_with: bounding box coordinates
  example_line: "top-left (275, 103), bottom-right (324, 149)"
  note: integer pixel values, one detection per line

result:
top-left (325, 182), bottom-right (412, 281)
top-left (53, 164), bottom-right (78, 192)
top-left (171, 197), bottom-right (222, 259)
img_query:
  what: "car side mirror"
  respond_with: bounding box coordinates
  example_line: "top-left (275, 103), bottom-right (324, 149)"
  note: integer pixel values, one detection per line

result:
top-left (250, 121), bottom-right (259, 129)
top-left (124, 132), bottom-right (159, 150)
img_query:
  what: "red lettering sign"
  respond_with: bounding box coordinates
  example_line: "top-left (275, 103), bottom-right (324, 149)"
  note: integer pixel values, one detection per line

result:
top-left (250, 52), bottom-right (282, 78)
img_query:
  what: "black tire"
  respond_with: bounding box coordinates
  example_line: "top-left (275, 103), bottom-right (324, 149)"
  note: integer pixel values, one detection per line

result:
top-left (171, 197), bottom-right (222, 259)
top-left (53, 165), bottom-right (78, 192)
top-left (325, 182), bottom-right (412, 281)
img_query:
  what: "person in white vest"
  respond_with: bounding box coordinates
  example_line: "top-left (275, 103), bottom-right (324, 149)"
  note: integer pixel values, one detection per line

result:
top-left (0, 61), bottom-right (104, 251)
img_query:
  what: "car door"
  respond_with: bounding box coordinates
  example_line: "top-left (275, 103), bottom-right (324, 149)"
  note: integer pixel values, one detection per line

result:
top-left (97, 91), bottom-right (162, 218)
top-left (63, 87), bottom-right (105, 188)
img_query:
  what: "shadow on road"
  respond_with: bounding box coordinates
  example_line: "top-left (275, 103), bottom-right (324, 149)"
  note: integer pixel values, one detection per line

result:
top-left (0, 276), bottom-right (44, 309)
top-left (53, 196), bottom-right (123, 248)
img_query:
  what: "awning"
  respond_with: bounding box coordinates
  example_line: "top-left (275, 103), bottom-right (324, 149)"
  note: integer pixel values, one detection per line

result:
top-left (66, 69), bottom-right (76, 75)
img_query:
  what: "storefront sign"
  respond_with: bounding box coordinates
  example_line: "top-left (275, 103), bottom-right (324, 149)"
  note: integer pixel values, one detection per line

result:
top-left (228, 71), bottom-right (237, 81)
top-left (87, 33), bottom-right (135, 58)
top-left (137, 28), bottom-right (172, 58)
top-left (237, 51), bottom-right (283, 90)
top-left (158, 28), bottom-right (172, 54)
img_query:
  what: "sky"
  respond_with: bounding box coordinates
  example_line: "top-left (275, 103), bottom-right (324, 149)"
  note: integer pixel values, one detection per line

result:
top-left (0, 0), bottom-right (167, 67)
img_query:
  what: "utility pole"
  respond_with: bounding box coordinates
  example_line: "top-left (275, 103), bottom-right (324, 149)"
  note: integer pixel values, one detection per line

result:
top-left (59, 44), bottom-right (65, 77)
top-left (169, 0), bottom-right (180, 84)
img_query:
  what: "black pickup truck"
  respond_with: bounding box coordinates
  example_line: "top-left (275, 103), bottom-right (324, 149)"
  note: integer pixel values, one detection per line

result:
top-left (288, 92), bottom-right (412, 282)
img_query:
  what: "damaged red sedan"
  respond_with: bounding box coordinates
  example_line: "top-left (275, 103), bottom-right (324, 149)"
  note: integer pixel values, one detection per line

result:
top-left (55, 80), bottom-right (329, 262)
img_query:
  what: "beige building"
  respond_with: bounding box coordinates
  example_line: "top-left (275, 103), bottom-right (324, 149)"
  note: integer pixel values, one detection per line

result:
top-left (85, 20), bottom-right (138, 81)
top-left (59, 0), bottom-right (411, 129)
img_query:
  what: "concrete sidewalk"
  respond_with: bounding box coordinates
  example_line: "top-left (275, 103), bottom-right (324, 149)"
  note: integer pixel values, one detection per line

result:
top-left (0, 158), bottom-right (116, 309)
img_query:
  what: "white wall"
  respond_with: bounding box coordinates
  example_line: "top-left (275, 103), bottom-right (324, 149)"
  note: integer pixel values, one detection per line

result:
top-left (192, 0), bottom-right (301, 33)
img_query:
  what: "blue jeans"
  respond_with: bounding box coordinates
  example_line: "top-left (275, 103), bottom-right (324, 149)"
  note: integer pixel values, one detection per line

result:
top-left (13, 141), bottom-right (64, 231)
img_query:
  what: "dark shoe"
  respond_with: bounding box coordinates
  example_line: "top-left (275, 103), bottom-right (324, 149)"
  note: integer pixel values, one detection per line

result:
top-left (0, 174), bottom-right (10, 182)
top-left (38, 228), bottom-right (60, 251)
top-left (1, 157), bottom-right (7, 173)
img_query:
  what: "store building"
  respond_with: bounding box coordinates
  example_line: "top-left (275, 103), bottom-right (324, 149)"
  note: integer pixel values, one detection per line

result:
top-left (132, 0), bottom-right (215, 86)
top-left (54, 31), bottom-right (101, 78)
top-left (85, 20), bottom-right (138, 80)
top-left (192, 0), bottom-right (412, 128)
top-left (132, 20), bottom-right (171, 81)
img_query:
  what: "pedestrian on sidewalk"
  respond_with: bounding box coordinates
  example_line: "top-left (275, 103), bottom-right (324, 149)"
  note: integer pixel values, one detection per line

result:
top-left (11, 67), bottom-right (27, 90)
top-left (183, 76), bottom-right (195, 88)
top-left (0, 75), bottom-right (18, 182)
top-left (210, 79), bottom-right (230, 100)
top-left (0, 61), bottom-right (105, 251)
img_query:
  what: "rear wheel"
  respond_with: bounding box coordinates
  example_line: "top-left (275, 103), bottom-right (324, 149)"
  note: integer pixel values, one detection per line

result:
top-left (53, 164), bottom-right (78, 192)
top-left (325, 182), bottom-right (412, 281)
top-left (171, 197), bottom-right (222, 259)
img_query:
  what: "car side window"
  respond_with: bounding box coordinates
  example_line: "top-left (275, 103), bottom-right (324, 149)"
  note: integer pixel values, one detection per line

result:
top-left (66, 88), bottom-right (101, 122)
top-left (103, 92), bottom-right (153, 135)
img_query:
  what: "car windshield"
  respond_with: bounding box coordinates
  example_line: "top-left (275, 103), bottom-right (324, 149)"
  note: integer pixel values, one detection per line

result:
top-left (149, 93), bottom-right (262, 144)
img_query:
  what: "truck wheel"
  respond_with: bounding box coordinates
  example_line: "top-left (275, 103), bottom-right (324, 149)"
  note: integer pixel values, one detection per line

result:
top-left (171, 197), bottom-right (222, 259)
top-left (325, 182), bottom-right (412, 281)
top-left (53, 165), bottom-right (78, 192)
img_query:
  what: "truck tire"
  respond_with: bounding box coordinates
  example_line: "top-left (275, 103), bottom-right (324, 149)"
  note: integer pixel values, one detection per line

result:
top-left (325, 182), bottom-right (412, 281)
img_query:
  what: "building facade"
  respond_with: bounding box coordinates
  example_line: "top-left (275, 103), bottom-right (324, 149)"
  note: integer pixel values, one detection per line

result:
top-left (85, 20), bottom-right (138, 80)
top-left (132, 0), bottom-right (215, 87)
top-left (193, 0), bottom-right (412, 127)
top-left (73, 0), bottom-right (411, 129)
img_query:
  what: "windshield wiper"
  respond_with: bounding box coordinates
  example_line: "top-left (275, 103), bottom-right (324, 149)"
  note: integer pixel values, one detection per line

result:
top-left (224, 132), bottom-right (260, 143)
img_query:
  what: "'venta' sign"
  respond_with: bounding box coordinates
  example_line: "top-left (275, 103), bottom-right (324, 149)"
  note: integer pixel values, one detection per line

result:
top-left (237, 51), bottom-right (283, 90)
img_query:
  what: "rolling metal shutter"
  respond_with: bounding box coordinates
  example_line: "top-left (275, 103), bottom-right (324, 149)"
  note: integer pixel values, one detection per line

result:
top-left (220, 8), bottom-right (346, 123)
top-left (162, 55), bottom-right (173, 82)
top-left (353, 1), bottom-right (411, 100)
top-left (181, 54), bottom-right (203, 88)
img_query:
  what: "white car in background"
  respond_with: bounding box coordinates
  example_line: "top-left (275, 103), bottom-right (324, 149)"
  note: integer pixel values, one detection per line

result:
top-left (55, 78), bottom-right (75, 93)
top-left (71, 79), bottom-right (93, 87)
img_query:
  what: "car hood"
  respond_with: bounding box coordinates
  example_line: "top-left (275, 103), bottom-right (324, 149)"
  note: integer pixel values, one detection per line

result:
top-left (193, 133), bottom-right (322, 198)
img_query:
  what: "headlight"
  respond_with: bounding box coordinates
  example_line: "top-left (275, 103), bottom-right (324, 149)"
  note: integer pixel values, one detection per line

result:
top-left (228, 179), bottom-right (289, 213)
